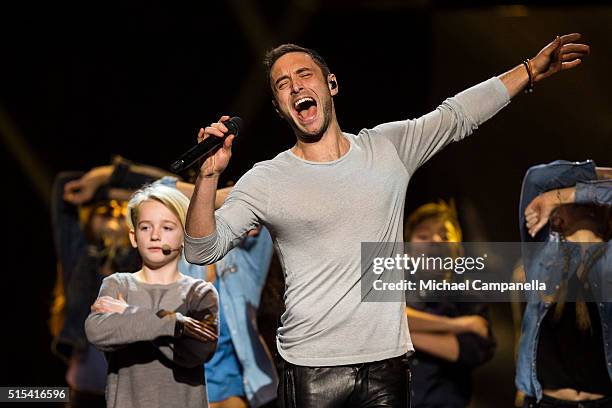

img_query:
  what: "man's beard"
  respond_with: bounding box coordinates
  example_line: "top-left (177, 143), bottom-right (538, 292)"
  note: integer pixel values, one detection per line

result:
top-left (287, 97), bottom-right (332, 143)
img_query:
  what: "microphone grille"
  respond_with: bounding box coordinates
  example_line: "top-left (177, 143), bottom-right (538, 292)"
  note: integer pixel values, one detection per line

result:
top-left (227, 116), bottom-right (243, 136)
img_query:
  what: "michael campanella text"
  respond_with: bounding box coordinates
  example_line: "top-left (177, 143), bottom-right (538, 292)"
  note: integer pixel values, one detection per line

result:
top-left (373, 279), bottom-right (546, 293)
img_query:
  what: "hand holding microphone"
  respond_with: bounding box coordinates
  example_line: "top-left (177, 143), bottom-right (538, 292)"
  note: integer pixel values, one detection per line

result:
top-left (170, 115), bottom-right (241, 174)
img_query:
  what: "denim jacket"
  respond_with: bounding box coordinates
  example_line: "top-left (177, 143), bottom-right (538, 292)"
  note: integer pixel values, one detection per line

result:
top-left (515, 160), bottom-right (612, 401)
top-left (181, 227), bottom-right (277, 407)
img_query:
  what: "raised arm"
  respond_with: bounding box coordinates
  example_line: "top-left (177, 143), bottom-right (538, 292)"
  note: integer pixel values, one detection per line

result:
top-left (63, 156), bottom-right (177, 205)
top-left (372, 77), bottom-right (510, 175)
top-left (525, 179), bottom-right (612, 236)
top-left (184, 169), bottom-right (268, 265)
top-left (498, 33), bottom-right (589, 98)
top-left (518, 160), bottom-right (597, 241)
top-left (374, 33), bottom-right (588, 176)
top-left (184, 117), bottom-right (269, 265)
top-left (52, 172), bottom-right (88, 282)
top-left (185, 115), bottom-right (235, 239)
top-left (520, 160), bottom-right (610, 237)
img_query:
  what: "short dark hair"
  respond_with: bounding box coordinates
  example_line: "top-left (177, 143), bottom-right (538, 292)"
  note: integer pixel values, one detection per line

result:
top-left (550, 203), bottom-right (612, 241)
top-left (263, 44), bottom-right (330, 89)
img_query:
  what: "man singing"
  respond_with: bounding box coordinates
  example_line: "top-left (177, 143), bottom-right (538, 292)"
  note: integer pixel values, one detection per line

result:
top-left (184, 35), bottom-right (589, 407)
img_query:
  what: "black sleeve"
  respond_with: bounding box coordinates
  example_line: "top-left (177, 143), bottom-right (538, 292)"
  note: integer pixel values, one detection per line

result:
top-left (51, 172), bottom-right (87, 285)
top-left (456, 332), bottom-right (496, 368)
top-left (455, 302), bottom-right (496, 368)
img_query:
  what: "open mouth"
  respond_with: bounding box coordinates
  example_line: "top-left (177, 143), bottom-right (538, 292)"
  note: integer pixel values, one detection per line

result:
top-left (293, 96), bottom-right (318, 123)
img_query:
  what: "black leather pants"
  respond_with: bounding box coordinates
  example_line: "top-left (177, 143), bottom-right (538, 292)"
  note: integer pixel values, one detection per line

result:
top-left (278, 355), bottom-right (411, 408)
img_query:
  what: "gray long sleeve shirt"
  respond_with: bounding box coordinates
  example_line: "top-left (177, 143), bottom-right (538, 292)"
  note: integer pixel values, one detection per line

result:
top-left (185, 77), bottom-right (510, 366)
top-left (85, 273), bottom-right (218, 408)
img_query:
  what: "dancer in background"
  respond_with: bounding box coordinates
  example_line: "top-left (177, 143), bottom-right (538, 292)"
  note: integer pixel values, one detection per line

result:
top-left (405, 200), bottom-right (495, 407)
top-left (51, 157), bottom-right (172, 407)
top-left (516, 160), bottom-right (612, 407)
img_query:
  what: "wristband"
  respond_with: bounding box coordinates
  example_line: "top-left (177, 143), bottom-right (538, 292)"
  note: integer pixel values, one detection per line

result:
top-left (173, 313), bottom-right (186, 338)
top-left (522, 59), bottom-right (534, 94)
top-left (174, 320), bottom-right (185, 338)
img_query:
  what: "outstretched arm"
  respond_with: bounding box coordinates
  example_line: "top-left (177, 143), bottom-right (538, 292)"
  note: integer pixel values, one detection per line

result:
top-left (499, 33), bottom-right (590, 98)
top-left (376, 34), bottom-right (589, 176)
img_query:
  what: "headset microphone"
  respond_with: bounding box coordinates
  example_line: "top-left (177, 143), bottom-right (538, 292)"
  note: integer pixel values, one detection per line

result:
top-left (161, 244), bottom-right (180, 256)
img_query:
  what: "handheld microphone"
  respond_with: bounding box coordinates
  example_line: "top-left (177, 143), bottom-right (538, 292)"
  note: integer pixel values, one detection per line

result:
top-left (170, 116), bottom-right (242, 173)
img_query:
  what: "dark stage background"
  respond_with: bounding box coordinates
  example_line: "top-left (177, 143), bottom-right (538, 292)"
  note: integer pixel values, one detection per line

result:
top-left (1, 1), bottom-right (611, 406)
